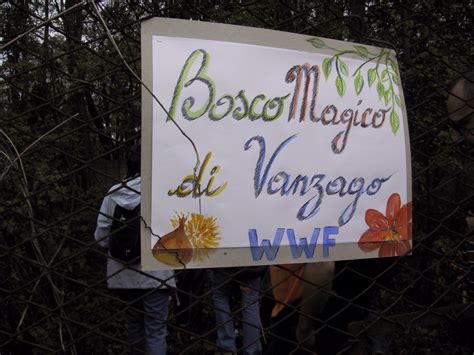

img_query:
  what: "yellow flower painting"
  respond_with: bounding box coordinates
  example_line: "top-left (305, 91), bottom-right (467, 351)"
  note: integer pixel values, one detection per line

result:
top-left (170, 212), bottom-right (221, 262)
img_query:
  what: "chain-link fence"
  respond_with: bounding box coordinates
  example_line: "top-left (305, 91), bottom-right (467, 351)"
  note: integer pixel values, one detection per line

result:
top-left (1, 0), bottom-right (473, 354)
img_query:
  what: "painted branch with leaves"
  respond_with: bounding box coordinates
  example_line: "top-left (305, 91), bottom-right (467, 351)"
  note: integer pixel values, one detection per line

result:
top-left (308, 38), bottom-right (402, 134)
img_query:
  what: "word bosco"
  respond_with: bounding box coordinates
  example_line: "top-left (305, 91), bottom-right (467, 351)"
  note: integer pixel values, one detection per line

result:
top-left (168, 49), bottom-right (392, 153)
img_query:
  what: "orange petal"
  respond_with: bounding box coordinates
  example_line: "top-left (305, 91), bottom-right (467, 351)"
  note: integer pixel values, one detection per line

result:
top-left (395, 202), bottom-right (412, 240)
top-left (358, 229), bottom-right (386, 252)
top-left (379, 240), bottom-right (411, 257)
top-left (395, 240), bottom-right (412, 256)
top-left (379, 242), bottom-right (395, 257)
top-left (386, 193), bottom-right (401, 226)
top-left (365, 209), bottom-right (389, 231)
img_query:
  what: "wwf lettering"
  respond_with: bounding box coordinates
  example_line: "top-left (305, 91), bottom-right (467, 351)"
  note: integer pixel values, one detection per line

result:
top-left (248, 226), bottom-right (339, 261)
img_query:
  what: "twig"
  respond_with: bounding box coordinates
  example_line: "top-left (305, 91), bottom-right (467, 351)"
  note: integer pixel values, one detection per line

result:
top-left (0, 129), bottom-right (28, 185)
top-left (88, 0), bottom-right (202, 197)
top-left (0, 1), bottom-right (87, 51)
top-left (18, 114), bottom-right (78, 161)
top-left (1, 114), bottom-right (78, 180)
top-left (15, 236), bottom-right (66, 331)
top-left (0, 130), bottom-right (72, 353)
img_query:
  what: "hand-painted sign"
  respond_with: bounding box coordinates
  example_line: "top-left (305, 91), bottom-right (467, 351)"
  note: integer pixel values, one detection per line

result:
top-left (140, 18), bottom-right (412, 270)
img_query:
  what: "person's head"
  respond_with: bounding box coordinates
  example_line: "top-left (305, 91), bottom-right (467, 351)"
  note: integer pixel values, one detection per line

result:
top-left (126, 144), bottom-right (141, 178)
top-left (447, 70), bottom-right (474, 145)
top-left (466, 199), bottom-right (474, 231)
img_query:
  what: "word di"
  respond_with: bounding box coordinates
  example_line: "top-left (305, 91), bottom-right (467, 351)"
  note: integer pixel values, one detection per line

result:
top-left (168, 152), bottom-right (227, 197)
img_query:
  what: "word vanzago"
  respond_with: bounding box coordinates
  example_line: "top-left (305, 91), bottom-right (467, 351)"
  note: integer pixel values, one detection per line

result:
top-left (244, 134), bottom-right (391, 225)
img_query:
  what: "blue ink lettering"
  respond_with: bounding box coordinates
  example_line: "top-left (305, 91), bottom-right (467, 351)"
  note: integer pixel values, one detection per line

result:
top-left (248, 228), bottom-right (285, 261)
top-left (248, 227), bottom-right (339, 261)
top-left (244, 135), bottom-right (392, 224)
top-left (244, 135), bottom-right (298, 198)
top-left (287, 228), bottom-right (321, 258)
top-left (323, 226), bottom-right (339, 257)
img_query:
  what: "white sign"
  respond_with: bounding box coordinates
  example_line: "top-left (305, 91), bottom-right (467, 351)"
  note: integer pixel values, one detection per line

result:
top-left (140, 19), bottom-right (412, 270)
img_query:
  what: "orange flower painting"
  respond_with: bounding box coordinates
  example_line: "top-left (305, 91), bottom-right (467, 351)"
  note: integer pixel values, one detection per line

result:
top-left (358, 193), bottom-right (412, 257)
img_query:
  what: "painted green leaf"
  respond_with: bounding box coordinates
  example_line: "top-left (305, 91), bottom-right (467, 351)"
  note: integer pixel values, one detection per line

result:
top-left (354, 72), bottom-right (364, 95)
top-left (322, 58), bottom-right (332, 80)
top-left (390, 109), bottom-right (400, 134)
top-left (339, 60), bottom-right (349, 76)
top-left (368, 68), bottom-right (376, 87)
top-left (384, 89), bottom-right (391, 106)
top-left (377, 82), bottom-right (385, 100)
top-left (336, 76), bottom-right (346, 97)
top-left (381, 69), bottom-right (389, 82)
top-left (308, 38), bottom-right (326, 49)
top-left (353, 45), bottom-right (369, 57)
top-left (389, 62), bottom-right (399, 75)
top-left (392, 73), bottom-right (400, 85)
top-left (395, 95), bottom-right (402, 107)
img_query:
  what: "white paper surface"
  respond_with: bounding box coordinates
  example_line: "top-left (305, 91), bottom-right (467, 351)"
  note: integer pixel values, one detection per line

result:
top-left (142, 24), bottom-right (411, 270)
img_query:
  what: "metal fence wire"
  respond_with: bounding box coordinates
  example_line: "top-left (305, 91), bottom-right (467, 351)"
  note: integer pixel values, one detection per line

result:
top-left (1, 0), bottom-right (473, 354)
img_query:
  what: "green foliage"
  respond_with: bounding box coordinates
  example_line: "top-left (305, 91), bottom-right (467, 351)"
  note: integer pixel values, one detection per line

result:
top-left (322, 57), bottom-right (332, 80)
top-left (390, 109), bottom-right (400, 134)
top-left (307, 37), bottom-right (326, 49)
top-left (354, 71), bottom-right (364, 95)
top-left (335, 75), bottom-right (346, 97)
top-left (0, 0), bottom-right (473, 354)
top-left (368, 68), bottom-right (377, 86)
top-left (353, 45), bottom-right (369, 58)
top-left (308, 39), bottom-right (403, 133)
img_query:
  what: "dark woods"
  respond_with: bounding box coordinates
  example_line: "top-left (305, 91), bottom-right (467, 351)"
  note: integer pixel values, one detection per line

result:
top-left (0, 1), bottom-right (473, 354)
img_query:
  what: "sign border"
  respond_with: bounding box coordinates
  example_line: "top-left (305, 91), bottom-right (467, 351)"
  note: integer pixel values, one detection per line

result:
top-left (140, 17), bottom-right (412, 271)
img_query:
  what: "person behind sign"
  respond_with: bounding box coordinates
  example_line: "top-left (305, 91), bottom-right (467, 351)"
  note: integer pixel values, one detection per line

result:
top-left (461, 201), bottom-right (474, 301)
top-left (447, 69), bottom-right (474, 302)
top-left (94, 145), bottom-right (175, 355)
top-left (211, 266), bottom-right (265, 355)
